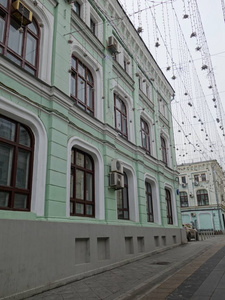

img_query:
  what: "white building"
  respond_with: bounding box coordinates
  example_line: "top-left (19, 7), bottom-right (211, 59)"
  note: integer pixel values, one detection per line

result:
top-left (178, 160), bottom-right (225, 231)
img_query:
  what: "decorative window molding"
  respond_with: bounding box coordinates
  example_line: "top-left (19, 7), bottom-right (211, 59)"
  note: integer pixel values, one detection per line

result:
top-left (67, 137), bottom-right (105, 220)
top-left (70, 44), bottom-right (103, 121)
top-left (112, 86), bottom-right (134, 142)
top-left (0, 97), bottom-right (47, 216)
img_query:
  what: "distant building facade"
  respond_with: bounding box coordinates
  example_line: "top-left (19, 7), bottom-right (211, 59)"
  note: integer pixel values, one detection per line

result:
top-left (0, 0), bottom-right (185, 298)
top-left (178, 160), bottom-right (225, 231)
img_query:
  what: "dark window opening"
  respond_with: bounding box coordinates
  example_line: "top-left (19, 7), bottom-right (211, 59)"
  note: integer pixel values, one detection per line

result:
top-left (114, 94), bottom-right (128, 139)
top-left (117, 172), bottom-right (129, 220)
top-left (70, 148), bottom-right (95, 217)
top-left (146, 182), bottom-right (154, 222)
top-left (180, 191), bottom-right (188, 207)
top-left (197, 189), bottom-right (209, 206)
top-left (165, 188), bottom-right (173, 224)
top-left (161, 136), bottom-right (167, 165)
top-left (141, 118), bottom-right (151, 155)
top-left (0, 115), bottom-right (34, 211)
top-left (70, 56), bottom-right (94, 116)
top-left (0, 1), bottom-right (40, 76)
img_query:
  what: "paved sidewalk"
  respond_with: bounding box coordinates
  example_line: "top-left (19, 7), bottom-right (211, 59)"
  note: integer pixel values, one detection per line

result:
top-left (26, 236), bottom-right (225, 300)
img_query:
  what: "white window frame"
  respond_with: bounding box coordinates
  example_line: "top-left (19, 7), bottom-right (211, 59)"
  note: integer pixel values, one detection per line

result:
top-left (0, 97), bottom-right (47, 216)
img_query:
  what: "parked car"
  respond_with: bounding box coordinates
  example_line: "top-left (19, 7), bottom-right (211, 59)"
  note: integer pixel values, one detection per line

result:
top-left (183, 223), bottom-right (199, 241)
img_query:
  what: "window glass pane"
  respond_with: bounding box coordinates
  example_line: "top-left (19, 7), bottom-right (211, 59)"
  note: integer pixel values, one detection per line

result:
top-left (0, 143), bottom-right (13, 186)
top-left (0, 12), bottom-right (5, 42)
top-left (87, 85), bottom-right (93, 109)
top-left (121, 102), bottom-right (126, 114)
top-left (71, 57), bottom-right (76, 69)
top-left (8, 19), bottom-right (22, 55)
top-left (86, 204), bottom-right (93, 215)
top-left (70, 170), bottom-right (74, 198)
top-left (76, 151), bottom-right (84, 167)
top-left (86, 173), bottom-right (93, 201)
top-left (24, 64), bottom-right (35, 75)
top-left (0, 191), bottom-right (9, 207)
top-left (70, 75), bottom-right (76, 97)
top-left (123, 188), bottom-right (128, 208)
top-left (124, 173), bottom-right (128, 184)
top-left (70, 202), bottom-right (73, 214)
top-left (122, 116), bottom-right (127, 135)
top-left (78, 77), bottom-right (85, 103)
top-left (73, 2), bottom-right (81, 16)
top-left (78, 62), bottom-right (85, 77)
top-left (76, 170), bottom-right (84, 199)
top-left (25, 33), bottom-right (36, 65)
top-left (14, 194), bottom-right (27, 209)
top-left (6, 52), bottom-right (21, 65)
top-left (71, 149), bottom-right (74, 164)
top-left (116, 111), bottom-right (121, 130)
top-left (142, 133), bottom-right (146, 148)
top-left (117, 190), bottom-right (123, 208)
top-left (116, 97), bottom-right (121, 110)
top-left (76, 203), bottom-right (84, 214)
top-left (0, 117), bottom-right (16, 141)
top-left (124, 211), bottom-right (129, 219)
top-left (19, 126), bottom-right (31, 147)
top-left (0, 0), bottom-right (7, 7)
top-left (86, 156), bottom-right (93, 171)
top-left (87, 70), bottom-right (93, 84)
top-left (28, 22), bottom-right (37, 35)
top-left (16, 150), bottom-right (30, 189)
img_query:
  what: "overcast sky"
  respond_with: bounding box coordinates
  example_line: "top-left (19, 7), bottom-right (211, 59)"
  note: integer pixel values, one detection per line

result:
top-left (118, 0), bottom-right (225, 168)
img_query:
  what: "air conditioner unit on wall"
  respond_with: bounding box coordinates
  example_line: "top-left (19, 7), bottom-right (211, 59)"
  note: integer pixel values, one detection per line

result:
top-left (11, 0), bottom-right (33, 26)
top-left (108, 36), bottom-right (118, 54)
top-left (182, 183), bottom-right (187, 188)
top-left (111, 159), bottom-right (123, 174)
top-left (109, 172), bottom-right (124, 190)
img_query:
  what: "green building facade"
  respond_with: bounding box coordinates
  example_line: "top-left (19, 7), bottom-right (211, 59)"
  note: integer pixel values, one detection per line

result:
top-left (0, 0), bottom-right (185, 298)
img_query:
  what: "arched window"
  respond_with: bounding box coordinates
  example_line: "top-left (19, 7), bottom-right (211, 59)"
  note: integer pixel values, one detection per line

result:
top-left (180, 191), bottom-right (188, 207)
top-left (70, 56), bottom-right (94, 115)
top-left (0, 115), bottom-right (34, 211)
top-left (117, 172), bottom-right (129, 219)
top-left (141, 118), bottom-right (151, 155)
top-left (145, 182), bottom-right (154, 222)
top-left (161, 136), bottom-right (167, 165)
top-left (197, 189), bottom-right (209, 206)
top-left (70, 148), bottom-right (95, 217)
top-left (165, 188), bottom-right (173, 224)
top-left (114, 94), bottom-right (128, 139)
top-left (0, 1), bottom-right (40, 75)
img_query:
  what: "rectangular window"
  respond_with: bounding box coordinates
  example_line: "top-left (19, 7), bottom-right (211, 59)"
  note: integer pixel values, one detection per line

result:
top-left (201, 173), bottom-right (206, 181)
top-left (73, 2), bottom-right (81, 17)
top-left (90, 18), bottom-right (96, 35)
top-left (194, 175), bottom-right (199, 182)
top-left (181, 176), bottom-right (186, 184)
